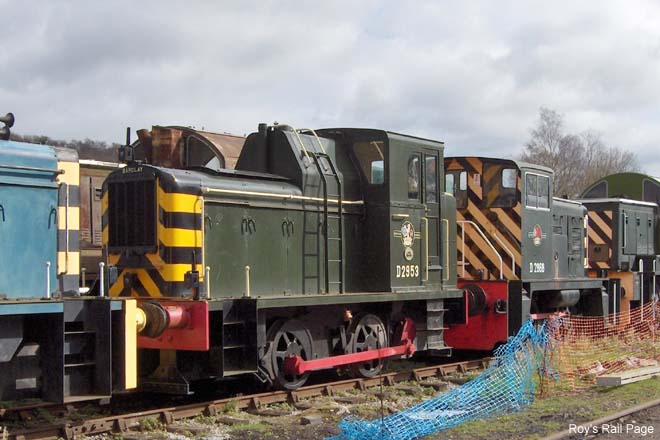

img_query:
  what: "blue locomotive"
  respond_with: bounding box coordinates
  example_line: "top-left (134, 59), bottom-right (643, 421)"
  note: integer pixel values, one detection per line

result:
top-left (0, 114), bottom-right (137, 403)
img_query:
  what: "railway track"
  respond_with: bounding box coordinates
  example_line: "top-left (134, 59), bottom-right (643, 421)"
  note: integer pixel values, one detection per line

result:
top-left (3, 358), bottom-right (490, 440)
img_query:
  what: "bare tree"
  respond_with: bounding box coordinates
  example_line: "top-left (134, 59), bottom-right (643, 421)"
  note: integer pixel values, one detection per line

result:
top-left (521, 108), bottom-right (640, 198)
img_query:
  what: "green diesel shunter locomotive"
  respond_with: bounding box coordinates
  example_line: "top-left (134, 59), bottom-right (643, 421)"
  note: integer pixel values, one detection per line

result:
top-left (104, 124), bottom-right (461, 391)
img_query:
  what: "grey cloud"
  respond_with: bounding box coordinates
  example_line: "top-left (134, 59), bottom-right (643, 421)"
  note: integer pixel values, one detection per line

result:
top-left (1, 0), bottom-right (659, 176)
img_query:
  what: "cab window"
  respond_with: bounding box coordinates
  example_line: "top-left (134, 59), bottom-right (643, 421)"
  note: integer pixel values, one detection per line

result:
top-left (484, 164), bottom-right (517, 208)
top-left (502, 168), bottom-right (516, 188)
top-left (538, 176), bottom-right (550, 208)
top-left (408, 155), bottom-right (420, 200)
top-left (446, 170), bottom-right (467, 208)
top-left (353, 141), bottom-right (385, 185)
top-left (525, 173), bottom-right (551, 209)
top-left (643, 179), bottom-right (660, 205)
top-left (425, 156), bottom-right (437, 203)
top-left (445, 173), bottom-right (455, 195)
top-left (584, 181), bottom-right (607, 198)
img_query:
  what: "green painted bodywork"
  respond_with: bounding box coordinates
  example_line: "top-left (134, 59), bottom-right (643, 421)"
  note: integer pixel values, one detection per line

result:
top-left (127, 127), bottom-right (462, 305)
top-left (518, 166), bottom-right (603, 300)
top-left (582, 172), bottom-right (660, 204)
top-left (580, 199), bottom-right (657, 270)
top-left (198, 127), bottom-right (461, 304)
top-left (519, 165), bottom-right (555, 282)
top-left (581, 173), bottom-right (660, 252)
top-left (551, 199), bottom-right (587, 278)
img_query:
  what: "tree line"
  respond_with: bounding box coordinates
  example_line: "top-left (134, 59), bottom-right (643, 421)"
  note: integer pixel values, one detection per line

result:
top-left (9, 132), bottom-right (120, 162)
top-left (8, 108), bottom-right (641, 197)
top-left (520, 107), bottom-right (640, 198)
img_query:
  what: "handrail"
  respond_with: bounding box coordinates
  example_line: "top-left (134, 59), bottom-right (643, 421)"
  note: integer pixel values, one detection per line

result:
top-left (653, 259), bottom-right (657, 322)
top-left (640, 259), bottom-right (644, 322)
top-left (45, 261), bottom-right (51, 299)
top-left (0, 164), bottom-right (64, 174)
top-left (422, 217), bottom-right (429, 281)
top-left (63, 183), bottom-right (70, 274)
top-left (442, 219), bottom-right (450, 281)
top-left (300, 128), bottom-right (328, 155)
top-left (286, 125), bottom-right (311, 161)
top-left (205, 266), bottom-right (211, 299)
top-left (622, 212), bottom-right (628, 250)
top-left (492, 232), bottom-right (515, 277)
top-left (203, 186), bottom-right (362, 205)
top-left (584, 215), bottom-right (589, 268)
top-left (457, 220), bottom-right (504, 280)
top-left (300, 127), bottom-right (344, 293)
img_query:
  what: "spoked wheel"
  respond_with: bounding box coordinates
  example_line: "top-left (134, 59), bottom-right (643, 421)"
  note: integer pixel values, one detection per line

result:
top-left (265, 319), bottom-right (314, 390)
top-left (346, 313), bottom-right (388, 378)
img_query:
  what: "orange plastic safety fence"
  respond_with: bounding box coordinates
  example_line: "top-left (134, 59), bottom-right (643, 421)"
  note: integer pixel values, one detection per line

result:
top-left (541, 302), bottom-right (660, 394)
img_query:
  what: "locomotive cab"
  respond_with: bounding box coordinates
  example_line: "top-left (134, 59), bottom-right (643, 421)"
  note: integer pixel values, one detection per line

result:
top-left (579, 198), bottom-right (658, 315)
top-left (314, 129), bottom-right (457, 293)
top-left (444, 157), bottom-right (606, 351)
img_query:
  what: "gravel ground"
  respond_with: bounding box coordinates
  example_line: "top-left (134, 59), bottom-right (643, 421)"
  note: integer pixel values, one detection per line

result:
top-left (71, 375), bottom-right (660, 440)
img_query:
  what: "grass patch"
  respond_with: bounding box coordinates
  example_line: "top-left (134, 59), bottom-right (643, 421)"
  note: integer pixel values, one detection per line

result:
top-left (35, 408), bottom-right (57, 424)
top-left (138, 417), bottom-right (163, 432)
top-left (192, 414), bottom-right (216, 424)
top-left (431, 376), bottom-right (660, 439)
top-left (223, 400), bottom-right (238, 413)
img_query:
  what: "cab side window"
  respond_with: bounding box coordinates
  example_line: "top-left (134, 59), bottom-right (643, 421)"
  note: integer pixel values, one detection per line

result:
top-left (483, 164), bottom-right (517, 208)
top-left (353, 141), bottom-right (386, 185)
top-left (538, 176), bottom-right (550, 208)
top-left (425, 156), bottom-right (437, 203)
top-left (445, 173), bottom-right (455, 195)
top-left (446, 170), bottom-right (467, 208)
top-left (525, 173), bottom-right (551, 209)
top-left (408, 155), bottom-right (420, 200)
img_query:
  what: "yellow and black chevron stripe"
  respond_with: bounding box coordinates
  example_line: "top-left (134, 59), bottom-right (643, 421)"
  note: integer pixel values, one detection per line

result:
top-left (56, 158), bottom-right (81, 292)
top-left (586, 209), bottom-right (613, 269)
top-left (447, 157), bottom-right (522, 280)
top-left (103, 176), bottom-right (204, 298)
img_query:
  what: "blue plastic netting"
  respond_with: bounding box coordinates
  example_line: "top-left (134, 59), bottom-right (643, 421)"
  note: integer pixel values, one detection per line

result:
top-left (328, 319), bottom-right (549, 440)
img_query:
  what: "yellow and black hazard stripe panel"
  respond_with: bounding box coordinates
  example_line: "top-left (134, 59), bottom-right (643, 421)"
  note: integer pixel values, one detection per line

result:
top-left (586, 209), bottom-right (613, 270)
top-left (56, 157), bottom-right (81, 293)
top-left (103, 172), bottom-right (203, 298)
top-left (446, 157), bottom-right (522, 281)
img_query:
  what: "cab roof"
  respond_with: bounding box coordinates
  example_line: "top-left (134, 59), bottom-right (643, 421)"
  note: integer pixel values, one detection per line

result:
top-left (445, 156), bottom-right (554, 174)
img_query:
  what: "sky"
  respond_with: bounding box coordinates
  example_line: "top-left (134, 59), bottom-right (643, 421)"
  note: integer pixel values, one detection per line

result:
top-left (1, 0), bottom-right (659, 175)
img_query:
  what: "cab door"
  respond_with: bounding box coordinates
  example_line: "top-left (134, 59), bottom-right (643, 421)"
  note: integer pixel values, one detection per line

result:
top-left (422, 151), bottom-right (442, 286)
top-left (390, 153), bottom-right (424, 289)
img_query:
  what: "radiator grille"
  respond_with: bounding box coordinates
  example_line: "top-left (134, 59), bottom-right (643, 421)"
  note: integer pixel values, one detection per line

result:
top-left (108, 179), bottom-right (156, 249)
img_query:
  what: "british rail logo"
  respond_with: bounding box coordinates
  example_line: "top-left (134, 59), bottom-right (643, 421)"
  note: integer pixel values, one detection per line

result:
top-left (528, 224), bottom-right (547, 246)
top-left (393, 221), bottom-right (420, 262)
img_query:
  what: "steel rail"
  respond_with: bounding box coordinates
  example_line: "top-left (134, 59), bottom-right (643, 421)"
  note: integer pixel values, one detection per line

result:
top-left (6, 358), bottom-right (490, 440)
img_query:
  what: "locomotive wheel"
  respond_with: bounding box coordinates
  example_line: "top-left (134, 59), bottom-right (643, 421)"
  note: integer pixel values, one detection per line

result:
top-left (346, 313), bottom-right (388, 378)
top-left (265, 319), bottom-right (314, 390)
